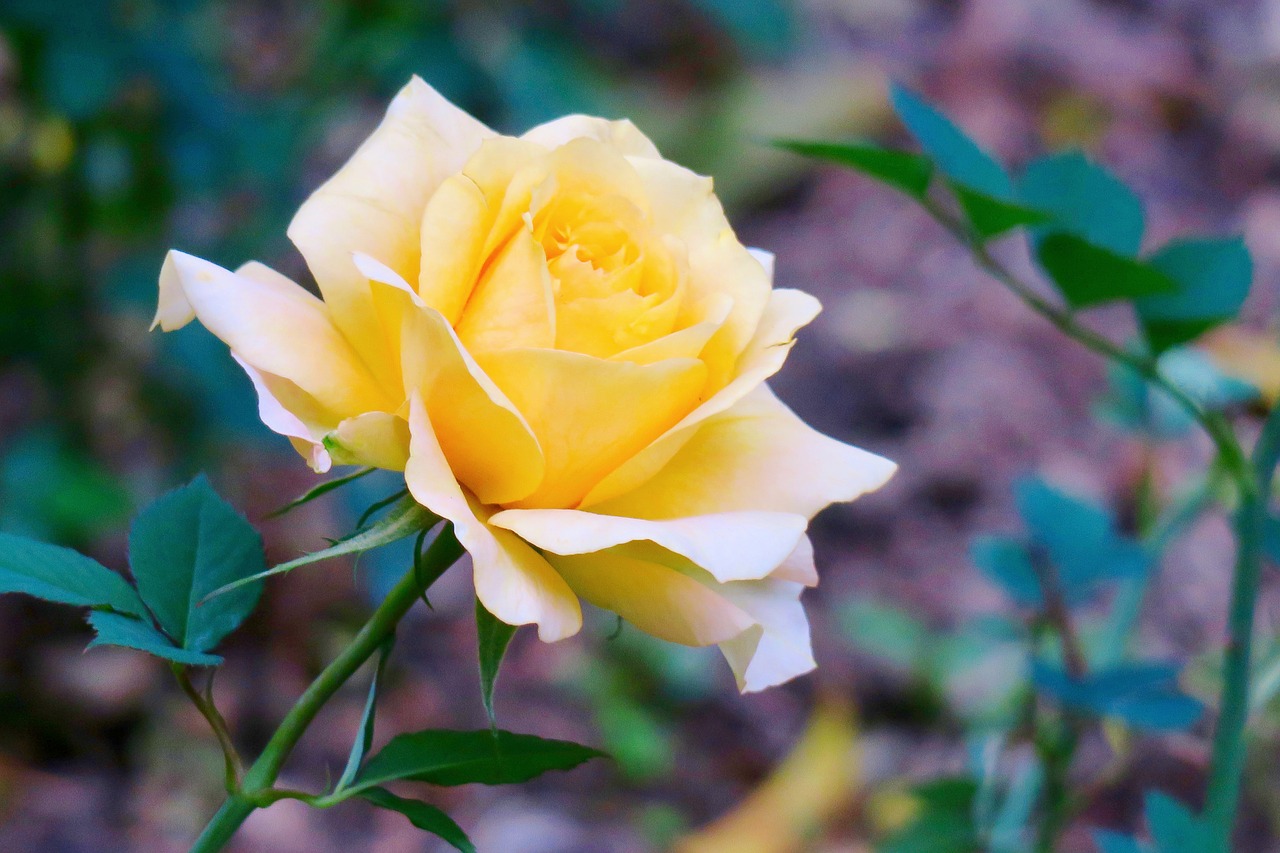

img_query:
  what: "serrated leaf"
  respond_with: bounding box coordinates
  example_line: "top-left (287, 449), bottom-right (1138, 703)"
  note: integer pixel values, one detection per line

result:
top-left (358, 787), bottom-right (474, 853)
top-left (1138, 237), bottom-right (1253, 353)
top-left (1035, 233), bottom-right (1178, 308)
top-left (354, 729), bottom-right (604, 793)
top-left (205, 493), bottom-right (437, 602)
top-left (268, 467), bottom-right (374, 518)
top-left (970, 535), bottom-right (1041, 606)
top-left (87, 611), bottom-right (222, 666)
top-left (1032, 663), bottom-right (1203, 731)
top-left (0, 532), bottom-right (145, 616)
top-left (129, 476), bottom-right (265, 653)
top-left (1144, 792), bottom-right (1206, 853)
top-left (476, 599), bottom-right (518, 727)
top-left (773, 139), bottom-right (934, 198)
top-left (337, 637), bottom-right (395, 792)
top-left (1019, 150), bottom-right (1144, 256)
top-left (1093, 830), bottom-right (1149, 853)
top-left (890, 84), bottom-right (1011, 198)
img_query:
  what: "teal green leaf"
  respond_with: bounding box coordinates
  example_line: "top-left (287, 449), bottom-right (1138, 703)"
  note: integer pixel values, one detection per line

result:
top-left (1144, 792), bottom-right (1206, 853)
top-left (773, 139), bottom-right (933, 198)
top-left (358, 788), bottom-right (475, 853)
top-left (88, 611), bottom-right (222, 666)
top-left (476, 599), bottom-right (518, 727)
top-left (1031, 663), bottom-right (1202, 731)
top-left (1138, 237), bottom-right (1252, 353)
top-left (268, 467), bottom-right (374, 518)
top-left (838, 599), bottom-right (930, 673)
top-left (952, 187), bottom-right (1051, 241)
top-left (890, 84), bottom-right (1011, 198)
top-left (1019, 150), bottom-right (1144, 255)
top-left (355, 729), bottom-right (604, 792)
top-left (205, 493), bottom-right (437, 602)
top-left (337, 637), bottom-right (395, 792)
top-left (129, 476), bottom-right (265, 653)
top-left (1035, 233), bottom-right (1178, 308)
top-left (0, 532), bottom-right (145, 616)
top-left (1093, 830), bottom-right (1149, 853)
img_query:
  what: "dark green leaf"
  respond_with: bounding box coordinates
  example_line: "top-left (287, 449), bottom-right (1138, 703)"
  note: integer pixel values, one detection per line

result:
top-left (879, 777), bottom-right (982, 853)
top-left (890, 84), bottom-right (1011, 198)
top-left (88, 611), bottom-right (222, 666)
top-left (476, 599), bottom-right (518, 727)
top-left (129, 476), bottom-right (265, 653)
top-left (337, 637), bottom-right (395, 792)
top-left (952, 186), bottom-right (1051, 241)
top-left (773, 139), bottom-right (933, 198)
top-left (1138, 237), bottom-right (1252, 353)
top-left (355, 729), bottom-right (604, 792)
top-left (205, 493), bottom-right (437, 602)
top-left (1035, 233), bottom-right (1178, 308)
top-left (0, 532), bottom-right (145, 616)
top-left (268, 467), bottom-right (374, 518)
top-left (1019, 150), bottom-right (1144, 255)
top-left (358, 788), bottom-right (475, 853)
top-left (1144, 792), bottom-right (1206, 853)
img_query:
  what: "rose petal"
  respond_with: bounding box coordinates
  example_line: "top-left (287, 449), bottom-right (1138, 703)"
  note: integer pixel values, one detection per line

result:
top-left (324, 412), bottom-right (411, 471)
top-left (232, 355), bottom-right (333, 473)
top-left (455, 225), bottom-right (556, 352)
top-left (716, 578), bottom-right (815, 693)
top-left (522, 115), bottom-right (662, 158)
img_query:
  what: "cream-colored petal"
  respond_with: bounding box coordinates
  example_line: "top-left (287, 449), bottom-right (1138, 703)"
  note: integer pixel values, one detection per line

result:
top-left (405, 395), bottom-right (581, 642)
top-left (772, 535), bottom-right (818, 587)
top-left (417, 173), bottom-right (489, 324)
top-left (323, 412), bottom-right (411, 471)
top-left (233, 355), bottom-right (333, 473)
top-left (609, 294), bottom-right (732, 366)
top-left (476, 348), bottom-right (707, 509)
top-left (455, 225), bottom-right (556, 352)
top-left (489, 509), bottom-right (806, 584)
top-left (589, 383), bottom-right (895, 520)
top-left (157, 251), bottom-right (390, 418)
top-left (716, 578), bottom-right (815, 693)
top-left (547, 549), bottom-right (754, 647)
top-left (288, 77), bottom-right (493, 378)
top-left (581, 288), bottom-right (822, 508)
top-left (521, 115), bottom-right (662, 158)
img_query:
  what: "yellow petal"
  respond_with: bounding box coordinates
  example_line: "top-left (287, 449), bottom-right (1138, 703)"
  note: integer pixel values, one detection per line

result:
top-left (476, 348), bottom-right (707, 508)
top-left (323, 412), bottom-right (411, 471)
top-left (581, 288), bottom-right (822, 508)
top-left (716, 578), bottom-right (814, 693)
top-left (288, 77), bottom-right (493, 379)
top-left (405, 395), bottom-right (581, 641)
top-left (233, 355), bottom-right (334, 473)
top-left (547, 549), bottom-right (754, 647)
top-left (488, 509), bottom-right (806, 584)
top-left (610, 294), bottom-right (732, 365)
top-left (157, 251), bottom-right (390, 418)
top-left (417, 173), bottom-right (490, 324)
top-left (522, 115), bottom-right (662, 158)
top-left (455, 225), bottom-right (556, 352)
top-left (589, 384), bottom-right (895, 520)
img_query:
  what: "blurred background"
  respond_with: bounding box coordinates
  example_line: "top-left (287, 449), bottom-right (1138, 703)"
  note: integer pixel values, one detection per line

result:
top-left (5, 0), bottom-right (1280, 850)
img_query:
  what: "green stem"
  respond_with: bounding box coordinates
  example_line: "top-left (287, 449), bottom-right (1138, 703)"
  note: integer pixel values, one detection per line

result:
top-left (1202, 406), bottom-right (1280, 850)
top-left (189, 523), bottom-right (463, 853)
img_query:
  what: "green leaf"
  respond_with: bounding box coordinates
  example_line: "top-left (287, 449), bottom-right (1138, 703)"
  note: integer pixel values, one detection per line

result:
top-left (879, 777), bottom-right (982, 853)
top-left (1035, 233), bottom-right (1178, 308)
top-left (476, 599), bottom-right (518, 727)
top-left (773, 139), bottom-right (934, 198)
top-left (337, 637), bottom-right (395, 792)
top-left (205, 493), bottom-right (437, 602)
top-left (129, 476), bottom-right (265, 653)
top-left (268, 467), bottom-right (374, 518)
top-left (87, 611), bottom-right (222, 666)
top-left (970, 536), bottom-right (1041, 607)
top-left (1144, 792), bottom-right (1206, 853)
top-left (1019, 150), bottom-right (1144, 255)
top-left (890, 84), bottom-right (1011, 198)
top-left (0, 532), bottom-right (145, 616)
top-left (355, 729), bottom-right (604, 793)
top-left (838, 599), bottom-right (930, 673)
top-left (952, 187), bottom-right (1051, 241)
top-left (1032, 663), bottom-right (1203, 731)
top-left (1138, 237), bottom-right (1252, 353)
top-left (358, 788), bottom-right (475, 853)
top-left (1093, 830), bottom-right (1149, 853)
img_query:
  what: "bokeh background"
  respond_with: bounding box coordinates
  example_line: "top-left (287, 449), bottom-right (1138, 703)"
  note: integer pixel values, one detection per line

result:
top-left (5, 0), bottom-right (1280, 850)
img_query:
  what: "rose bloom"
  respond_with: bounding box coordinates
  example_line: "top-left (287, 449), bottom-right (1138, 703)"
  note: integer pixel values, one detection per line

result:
top-left (155, 78), bottom-right (895, 692)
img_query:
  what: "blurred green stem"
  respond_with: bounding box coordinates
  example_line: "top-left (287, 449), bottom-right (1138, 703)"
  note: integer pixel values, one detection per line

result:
top-left (188, 523), bottom-right (462, 853)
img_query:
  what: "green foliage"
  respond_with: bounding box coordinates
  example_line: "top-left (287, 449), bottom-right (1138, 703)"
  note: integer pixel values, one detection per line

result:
top-left (336, 638), bottom-right (396, 793)
top-left (1093, 830), bottom-right (1150, 853)
top-left (129, 476), bottom-right (264, 654)
top-left (1031, 663), bottom-right (1203, 732)
top-left (1139, 238), bottom-right (1253, 354)
top-left (1019, 151), bottom-right (1144, 255)
top-left (269, 467), bottom-right (375, 518)
top-left (476, 599), bottom-right (519, 727)
top-left (773, 140), bottom-right (933, 199)
top-left (357, 787), bottom-right (475, 853)
top-left (1033, 234), bottom-right (1175, 308)
top-left (1144, 792), bottom-right (1208, 853)
top-left (87, 610), bottom-right (222, 666)
top-left (878, 777), bottom-right (983, 853)
top-left (0, 532), bottom-right (145, 615)
top-left (353, 729), bottom-right (605, 792)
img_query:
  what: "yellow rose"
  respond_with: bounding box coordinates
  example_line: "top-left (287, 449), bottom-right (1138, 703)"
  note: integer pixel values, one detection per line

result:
top-left (154, 78), bottom-right (895, 691)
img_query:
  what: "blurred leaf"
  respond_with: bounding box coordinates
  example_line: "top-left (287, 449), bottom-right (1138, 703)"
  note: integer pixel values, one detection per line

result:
top-left (878, 777), bottom-right (982, 853)
top-left (354, 729), bottom-right (604, 792)
top-left (1093, 830), bottom-right (1150, 853)
top-left (675, 703), bottom-right (859, 853)
top-left (358, 787), bottom-right (474, 853)
top-left (970, 535), bottom-right (1041, 607)
top-left (1138, 238), bottom-right (1253, 354)
top-left (337, 637), bottom-right (395, 792)
top-left (773, 140), bottom-right (933, 198)
top-left (0, 434), bottom-right (133, 541)
top-left (1019, 150), bottom-right (1144, 255)
top-left (686, 0), bottom-right (795, 58)
top-left (1144, 792), bottom-right (1207, 853)
top-left (1032, 663), bottom-right (1203, 731)
top-left (205, 493), bottom-right (437, 601)
top-left (953, 188), bottom-right (1051, 241)
top-left (476, 599), bottom-right (518, 728)
top-left (87, 610), bottom-right (222, 666)
top-left (42, 40), bottom-right (121, 120)
top-left (129, 476), bottom-right (264, 653)
top-left (269, 467), bottom-right (375, 518)
top-left (1035, 233), bottom-right (1177, 308)
top-left (839, 599), bottom-right (931, 672)
top-left (0, 532), bottom-right (145, 616)
top-left (1156, 348), bottom-right (1257, 410)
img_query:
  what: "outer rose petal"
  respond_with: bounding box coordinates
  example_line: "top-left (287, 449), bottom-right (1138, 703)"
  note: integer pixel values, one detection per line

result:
top-left (589, 384), bottom-right (896, 520)
top-left (716, 578), bottom-right (816, 693)
top-left (488, 508), bottom-right (806, 584)
top-left (233, 356), bottom-right (334, 473)
top-left (405, 395), bottom-right (581, 642)
top-left (156, 251), bottom-right (390, 418)
top-left (521, 115), bottom-right (662, 158)
top-left (772, 535), bottom-right (818, 587)
top-left (323, 412), bottom-right (411, 471)
top-left (288, 77), bottom-right (493, 381)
